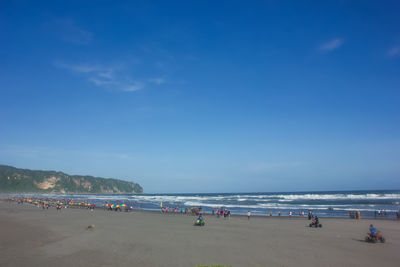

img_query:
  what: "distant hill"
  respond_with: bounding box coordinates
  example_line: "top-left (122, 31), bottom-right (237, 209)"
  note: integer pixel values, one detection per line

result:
top-left (0, 165), bottom-right (143, 194)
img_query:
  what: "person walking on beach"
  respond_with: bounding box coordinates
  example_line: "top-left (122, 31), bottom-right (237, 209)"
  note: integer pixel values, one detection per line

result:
top-left (247, 211), bottom-right (251, 220)
top-left (356, 210), bottom-right (361, 219)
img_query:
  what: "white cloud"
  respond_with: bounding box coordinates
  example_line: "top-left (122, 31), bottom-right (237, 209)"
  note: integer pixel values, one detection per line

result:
top-left (55, 62), bottom-right (107, 73)
top-left (55, 62), bottom-right (147, 92)
top-left (98, 71), bottom-right (114, 79)
top-left (88, 77), bottom-right (114, 86)
top-left (319, 38), bottom-right (344, 52)
top-left (149, 77), bottom-right (166, 85)
top-left (122, 82), bottom-right (145, 92)
top-left (387, 46), bottom-right (400, 57)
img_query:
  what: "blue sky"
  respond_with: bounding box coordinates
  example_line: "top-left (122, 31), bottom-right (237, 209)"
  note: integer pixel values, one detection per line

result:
top-left (1, 0), bottom-right (399, 193)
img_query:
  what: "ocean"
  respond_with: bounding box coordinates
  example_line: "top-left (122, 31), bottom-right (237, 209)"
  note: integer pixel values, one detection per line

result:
top-left (8, 190), bottom-right (400, 218)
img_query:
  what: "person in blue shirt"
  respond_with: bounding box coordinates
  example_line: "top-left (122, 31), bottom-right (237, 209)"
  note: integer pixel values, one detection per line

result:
top-left (369, 224), bottom-right (377, 236)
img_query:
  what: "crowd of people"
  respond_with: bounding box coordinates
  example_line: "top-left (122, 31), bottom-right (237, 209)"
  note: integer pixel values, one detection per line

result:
top-left (5, 197), bottom-right (130, 212)
top-left (7, 196), bottom-right (75, 210)
top-left (212, 208), bottom-right (231, 219)
top-left (160, 206), bottom-right (187, 214)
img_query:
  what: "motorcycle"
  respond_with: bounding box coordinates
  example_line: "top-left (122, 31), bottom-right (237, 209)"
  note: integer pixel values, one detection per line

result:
top-left (194, 218), bottom-right (205, 226)
top-left (309, 218), bottom-right (322, 228)
top-left (365, 232), bottom-right (385, 243)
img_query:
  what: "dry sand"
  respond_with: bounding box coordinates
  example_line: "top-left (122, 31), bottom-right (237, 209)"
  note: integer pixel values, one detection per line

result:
top-left (1, 201), bottom-right (399, 267)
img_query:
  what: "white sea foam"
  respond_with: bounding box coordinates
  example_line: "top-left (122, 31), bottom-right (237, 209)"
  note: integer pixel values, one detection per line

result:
top-left (233, 193), bottom-right (399, 201)
top-left (180, 201), bottom-right (388, 211)
top-left (127, 193), bottom-right (400, 207)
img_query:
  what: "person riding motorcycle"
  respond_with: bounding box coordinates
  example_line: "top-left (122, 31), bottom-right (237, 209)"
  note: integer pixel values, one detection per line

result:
top-left (311, 216), bottom-right (319, 226)
top-left (194, 214), bottom-right (205, 226)
top-left (365, 224), bottom-right (385, 243)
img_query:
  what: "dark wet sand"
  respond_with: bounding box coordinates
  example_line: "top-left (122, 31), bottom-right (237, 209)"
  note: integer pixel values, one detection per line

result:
top-left (1, 201), bottom-right (399, 267)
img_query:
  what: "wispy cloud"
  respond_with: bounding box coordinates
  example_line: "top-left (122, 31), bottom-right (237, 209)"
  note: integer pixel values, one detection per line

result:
top-left (149, 77), bottom-right (166, 85)
top-left (88, 77), bottom-right (114, 86)
top-left (55, 62), bottom-right (152, 92)
top-left (50, 19), bottom-right (93, 45)
top-left (387, 46), bottom-right (400, 57)
top-left (319, 38), bottom-right (344, 52)
top-left (123, 82), bottom-right (145, 92)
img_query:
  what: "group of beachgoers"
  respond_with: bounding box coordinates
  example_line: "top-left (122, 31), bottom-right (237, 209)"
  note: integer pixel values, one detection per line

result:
top-left (349, 210), bottom-right (391, 219)
top-left (160, 206), bottom-right (217, 217)
top-left (5, 197), bottom-right (129, 211)
top-left (349, 211), bottom-right (362, 219)
top-left (211, 208), bottom-right (231, 218)
top-left (374, 210), bottom-right (391, 218)
top-left (160, 206), bottom-right (188, 214)
top-left (7, 197), bottom-right (77, 210)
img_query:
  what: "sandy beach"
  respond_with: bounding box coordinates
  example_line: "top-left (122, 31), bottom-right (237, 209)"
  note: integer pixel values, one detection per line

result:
top-left (1, 201), bottom-right (399, 267)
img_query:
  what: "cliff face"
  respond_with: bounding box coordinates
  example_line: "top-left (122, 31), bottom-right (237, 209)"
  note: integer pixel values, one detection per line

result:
top-left (0, 165), bottom-right (143, 194)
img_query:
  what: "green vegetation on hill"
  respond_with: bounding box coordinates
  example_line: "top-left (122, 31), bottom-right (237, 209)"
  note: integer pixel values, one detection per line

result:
top-left (0, 165), bottom-right (143, 194)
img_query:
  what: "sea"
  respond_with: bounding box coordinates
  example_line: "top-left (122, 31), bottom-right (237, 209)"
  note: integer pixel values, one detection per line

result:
top-left (6, 190), bottom-right (400, 218)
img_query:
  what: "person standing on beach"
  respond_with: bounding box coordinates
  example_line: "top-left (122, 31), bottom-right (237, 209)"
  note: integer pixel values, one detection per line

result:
top-left (247, 211), bottom-right (251, 220)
